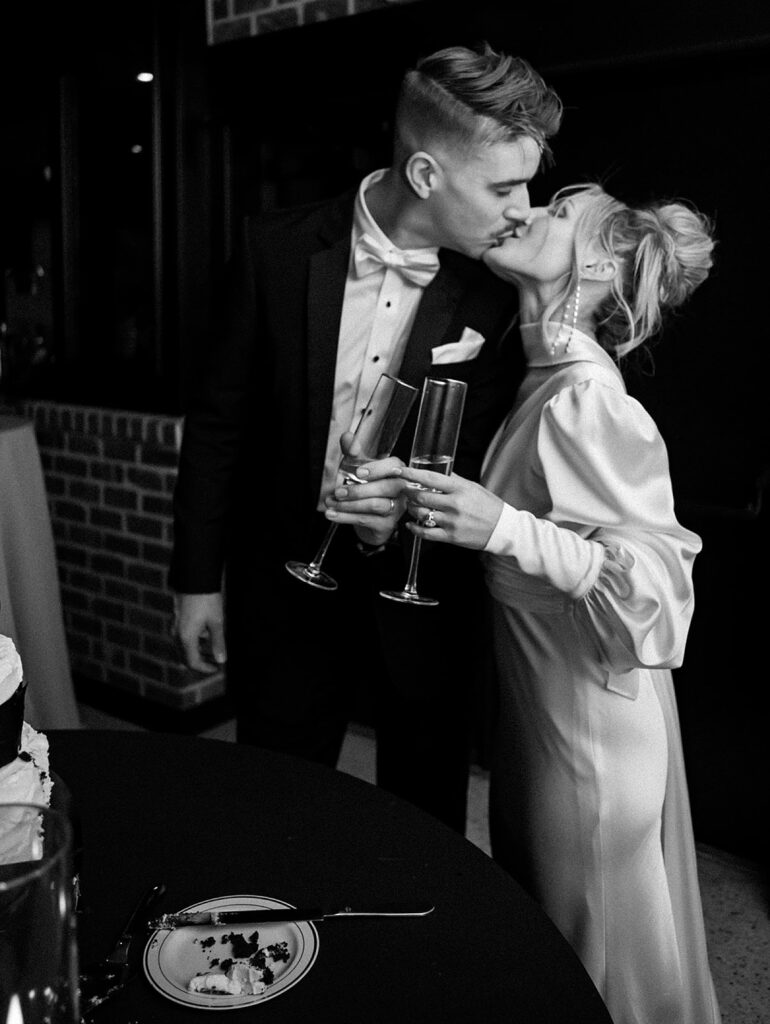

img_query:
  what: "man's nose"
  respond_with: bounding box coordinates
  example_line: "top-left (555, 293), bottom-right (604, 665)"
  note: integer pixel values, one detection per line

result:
top-left (503, 189), bottom-right (531, 224)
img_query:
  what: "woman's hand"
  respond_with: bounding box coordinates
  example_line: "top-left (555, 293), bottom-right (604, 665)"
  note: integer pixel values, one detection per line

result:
top-left (324, 432), bottom-right (407, 547)
top-left (398, 467), bottom-right (504, 550)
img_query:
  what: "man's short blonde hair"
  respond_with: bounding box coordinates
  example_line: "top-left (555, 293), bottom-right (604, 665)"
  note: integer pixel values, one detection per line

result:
top-left (395, 42), bottom-right (562, 165)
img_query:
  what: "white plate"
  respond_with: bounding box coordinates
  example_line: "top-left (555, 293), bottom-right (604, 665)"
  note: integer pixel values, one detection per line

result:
top-left (143, 894), bottom-right (320, 1010)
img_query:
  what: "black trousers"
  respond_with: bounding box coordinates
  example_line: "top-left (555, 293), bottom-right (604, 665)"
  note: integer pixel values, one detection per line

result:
top-left (224, 525), bottom-right (487, 833)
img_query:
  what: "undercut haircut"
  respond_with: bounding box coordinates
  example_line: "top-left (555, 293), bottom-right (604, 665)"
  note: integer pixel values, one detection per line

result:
top-left (396, 42), bottom-right (563, 164)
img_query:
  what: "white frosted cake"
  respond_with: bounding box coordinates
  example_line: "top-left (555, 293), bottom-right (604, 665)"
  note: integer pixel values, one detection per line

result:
top-left (0, 634), bottom-right (52, 863)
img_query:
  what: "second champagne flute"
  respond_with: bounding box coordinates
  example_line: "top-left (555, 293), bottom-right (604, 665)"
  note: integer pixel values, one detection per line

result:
top-left (285, 373), bottom-right (418, 591)
top-left (380, 377), bottom-right (467, 607)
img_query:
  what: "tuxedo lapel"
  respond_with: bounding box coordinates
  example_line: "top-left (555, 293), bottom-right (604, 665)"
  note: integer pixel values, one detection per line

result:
top-left (306, 201), bottom-right (353, 499)
top-left (397, 253), bottom-right (467, 387)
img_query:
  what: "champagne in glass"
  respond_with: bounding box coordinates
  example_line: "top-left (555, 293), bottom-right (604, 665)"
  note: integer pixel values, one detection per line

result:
top-left (285, 373), bottom-right (418, 591)
top-left (410, 454), bottom-right (454, 474)
top-left (380, 377), bottom-right (467, 607)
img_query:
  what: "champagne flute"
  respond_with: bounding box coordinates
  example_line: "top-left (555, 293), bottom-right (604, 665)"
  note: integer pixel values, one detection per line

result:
top-left (285, 373), bottom-right (418, 591)
top-left (380, 377), bottom-right (467, 607)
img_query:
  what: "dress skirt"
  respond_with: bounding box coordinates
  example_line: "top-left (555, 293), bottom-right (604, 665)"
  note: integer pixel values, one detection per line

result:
top-left (488, 598), bottom-right (721, 1024)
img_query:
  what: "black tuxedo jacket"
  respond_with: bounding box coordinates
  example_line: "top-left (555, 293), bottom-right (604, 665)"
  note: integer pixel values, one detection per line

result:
top-left (170, 188), bottom-right (523, 594)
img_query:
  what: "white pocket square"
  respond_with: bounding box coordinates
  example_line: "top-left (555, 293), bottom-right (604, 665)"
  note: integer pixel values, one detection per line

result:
top-left (431, 327), bottom-right (486, 365)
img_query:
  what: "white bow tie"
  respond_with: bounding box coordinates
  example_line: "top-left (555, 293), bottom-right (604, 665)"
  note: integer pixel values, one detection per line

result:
top-left (353, 232), bottom-right (440, 288)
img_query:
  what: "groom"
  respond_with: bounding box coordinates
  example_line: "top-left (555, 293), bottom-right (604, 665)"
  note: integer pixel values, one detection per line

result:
top-left (170, 42), bottom-right (562, 832)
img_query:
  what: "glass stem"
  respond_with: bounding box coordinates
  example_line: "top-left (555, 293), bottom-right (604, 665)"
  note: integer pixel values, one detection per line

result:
top-left (307, 522), bottom-right (339, 575)
top-left (402, 534), bottom-right (423, 595)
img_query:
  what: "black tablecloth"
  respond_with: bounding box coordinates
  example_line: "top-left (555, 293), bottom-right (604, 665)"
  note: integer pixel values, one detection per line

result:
top-left (51, 730), bottom-right (612, 1024)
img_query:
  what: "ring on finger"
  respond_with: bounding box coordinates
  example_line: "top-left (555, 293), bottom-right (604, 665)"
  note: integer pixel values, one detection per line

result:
top-left (423, 509), bottom-right (437, 529)
top-left (388, 498), bottom-right (396, 514)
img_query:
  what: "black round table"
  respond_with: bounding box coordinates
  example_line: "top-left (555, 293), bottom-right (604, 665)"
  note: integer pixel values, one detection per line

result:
top-left (51, 730), bottom-right (612, 1024)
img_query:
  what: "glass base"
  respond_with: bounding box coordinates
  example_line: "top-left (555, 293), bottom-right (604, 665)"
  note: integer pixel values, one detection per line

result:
top-left (379, 588), bottom-right (439, 607)
top-left (285, 561), bottom-right (338, 591)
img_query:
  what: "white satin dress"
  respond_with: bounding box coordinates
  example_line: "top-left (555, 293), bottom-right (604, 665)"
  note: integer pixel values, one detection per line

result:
top-left (481, 323), bottom-right (720, 1024)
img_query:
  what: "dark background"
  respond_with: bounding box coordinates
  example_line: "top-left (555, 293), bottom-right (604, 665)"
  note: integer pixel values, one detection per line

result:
top-left (1, 0), bottom-right (768, 863)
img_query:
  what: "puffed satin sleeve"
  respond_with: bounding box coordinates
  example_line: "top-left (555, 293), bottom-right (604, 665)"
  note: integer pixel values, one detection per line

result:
top-left (484, 379), bottom-right (702, 675)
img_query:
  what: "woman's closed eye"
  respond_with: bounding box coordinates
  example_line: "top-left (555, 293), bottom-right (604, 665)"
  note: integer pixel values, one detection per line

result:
top-left (549, 201), bottom-right (571, 219)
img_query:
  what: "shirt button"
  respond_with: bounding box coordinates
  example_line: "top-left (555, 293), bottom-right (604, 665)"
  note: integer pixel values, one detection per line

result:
top-left (385, 300), bottom-right (392, 308)
top-left (373, 355), bottom-right (380, 363)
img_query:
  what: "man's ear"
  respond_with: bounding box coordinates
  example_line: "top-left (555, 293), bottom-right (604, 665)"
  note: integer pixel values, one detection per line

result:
top-left (582, 256), bottom-right (617, 283)
top-left (403, 151), bottom-right (439, 199)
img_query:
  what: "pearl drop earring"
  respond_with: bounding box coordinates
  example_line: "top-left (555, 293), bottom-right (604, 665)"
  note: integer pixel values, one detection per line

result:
top-left (566, 280), bottom-right (581, 353)
top-left (551, 280), bottom-right (581, 357)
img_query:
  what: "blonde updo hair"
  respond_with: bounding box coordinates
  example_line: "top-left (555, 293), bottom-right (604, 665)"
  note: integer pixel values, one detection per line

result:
top-left (546, 184), bottom-right (715, 357)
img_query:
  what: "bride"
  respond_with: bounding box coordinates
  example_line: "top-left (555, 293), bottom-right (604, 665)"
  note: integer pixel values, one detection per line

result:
top-left (386, 184), bottom-right (719, 1024)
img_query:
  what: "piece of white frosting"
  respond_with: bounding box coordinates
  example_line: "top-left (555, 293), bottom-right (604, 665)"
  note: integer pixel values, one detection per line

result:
top-left (0, 634), bottom-right (23, 705)
top-left (0, 635), bottom-right (52, 864)
top-left (189, 963), bottom-right (267, 996)
top-left (0, 722), bottom-right (52, 806)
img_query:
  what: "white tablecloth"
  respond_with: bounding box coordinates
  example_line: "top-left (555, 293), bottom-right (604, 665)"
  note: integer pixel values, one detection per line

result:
top-left (0, 415), bottom-right (80, 728)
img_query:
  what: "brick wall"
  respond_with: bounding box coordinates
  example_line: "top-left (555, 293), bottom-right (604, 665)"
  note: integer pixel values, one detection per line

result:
top-left (206, 0), bottom-right (423, 43)
top-left (11, 400), bottom-right (225, 713)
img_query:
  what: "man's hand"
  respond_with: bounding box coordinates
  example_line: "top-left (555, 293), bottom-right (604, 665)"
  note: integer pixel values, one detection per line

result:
top-left (173, 592), bottom-right (227, 674)
top-left (324, 431), bottom-right (407, 547)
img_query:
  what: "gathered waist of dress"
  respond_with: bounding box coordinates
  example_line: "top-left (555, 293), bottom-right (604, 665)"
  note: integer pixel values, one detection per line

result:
top-left (482, 552), bottom-right (572, 615)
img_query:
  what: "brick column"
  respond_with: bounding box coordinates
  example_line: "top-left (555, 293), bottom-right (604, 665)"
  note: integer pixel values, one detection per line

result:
top-left (13, 400), bottom-right (225, 713)
top-left (206, 0), bottom-right (423, 43)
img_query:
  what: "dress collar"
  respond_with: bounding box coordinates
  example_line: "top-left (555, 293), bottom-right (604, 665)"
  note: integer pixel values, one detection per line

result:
top-left (521, 321), bottom-right (621, 377)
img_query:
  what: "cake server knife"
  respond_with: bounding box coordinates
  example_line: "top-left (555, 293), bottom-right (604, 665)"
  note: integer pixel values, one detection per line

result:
top-left (149, 903), bottom-right (435, 929)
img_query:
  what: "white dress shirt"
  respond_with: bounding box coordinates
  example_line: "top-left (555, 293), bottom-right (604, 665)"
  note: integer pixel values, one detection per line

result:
top-left (317, 169), bottom-right (439, 507)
